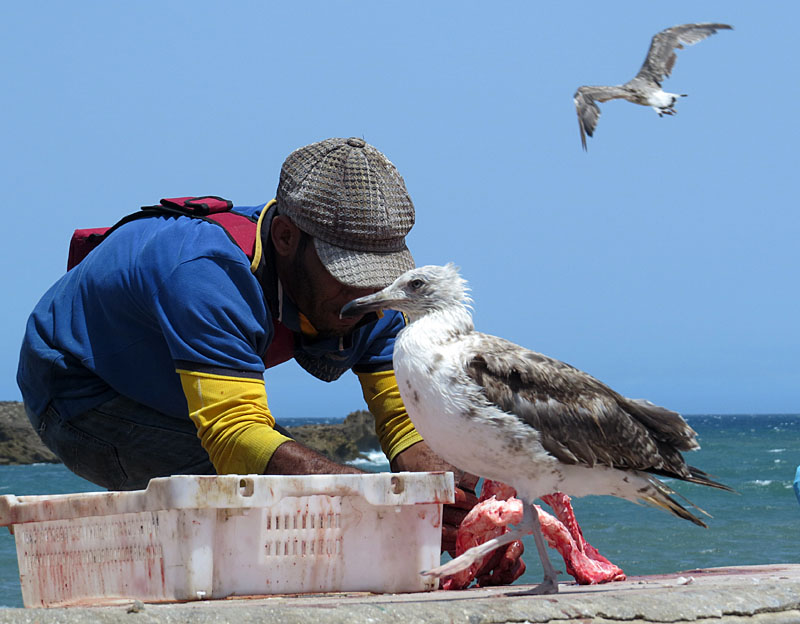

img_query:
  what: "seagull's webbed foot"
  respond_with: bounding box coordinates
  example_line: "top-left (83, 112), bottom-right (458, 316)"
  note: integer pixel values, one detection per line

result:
top-left (509, 575), bottom-right (559, 596)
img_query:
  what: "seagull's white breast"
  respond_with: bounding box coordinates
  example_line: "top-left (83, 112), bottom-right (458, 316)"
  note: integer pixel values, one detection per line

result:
top-left (646, 89), bottom-right (675, 108)
top-left (393, 314), bottom-right (563, 494)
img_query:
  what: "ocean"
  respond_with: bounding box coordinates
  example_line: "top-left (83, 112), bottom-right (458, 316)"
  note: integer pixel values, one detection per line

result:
top-left (1, 414), bottom-right (797, 608)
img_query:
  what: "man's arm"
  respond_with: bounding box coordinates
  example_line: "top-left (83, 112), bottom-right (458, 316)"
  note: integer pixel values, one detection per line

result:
top-left (265, 439), bottom-right (363, 475)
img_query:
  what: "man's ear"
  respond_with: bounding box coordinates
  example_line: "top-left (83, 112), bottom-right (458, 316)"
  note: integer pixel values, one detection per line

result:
top-left (271, 215), bottom-right (302, 258)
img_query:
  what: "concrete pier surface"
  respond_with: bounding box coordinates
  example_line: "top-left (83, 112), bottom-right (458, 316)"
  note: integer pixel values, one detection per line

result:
top-left (1, 564), bottom-right (798, 624)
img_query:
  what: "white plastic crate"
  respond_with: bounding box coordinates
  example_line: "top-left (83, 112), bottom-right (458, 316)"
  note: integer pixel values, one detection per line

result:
top-left (0, 472), bottom-right (454, 607)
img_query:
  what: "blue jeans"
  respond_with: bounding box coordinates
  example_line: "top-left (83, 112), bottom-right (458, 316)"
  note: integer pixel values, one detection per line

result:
top-left (26, 395), bottom-right (216, 491)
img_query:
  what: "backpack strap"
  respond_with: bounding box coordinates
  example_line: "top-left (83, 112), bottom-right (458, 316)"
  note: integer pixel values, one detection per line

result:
top-left (155, 196), bottom-right (233, 216)
top-left (67, 196), bottom-right (257, 270)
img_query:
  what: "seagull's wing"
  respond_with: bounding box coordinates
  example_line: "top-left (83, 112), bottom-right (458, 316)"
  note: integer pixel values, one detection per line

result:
top-left (573, 86), bottom-right (630, 150)
top-left (464, 333), bottom-right (697, 478)
top-left (631, 23), bottom-right (733, 87)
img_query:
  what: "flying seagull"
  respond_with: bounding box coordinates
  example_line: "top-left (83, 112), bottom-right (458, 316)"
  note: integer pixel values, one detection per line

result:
top-left (341, 264), bottom-right (731, 594)
top-left (574, 22), bottom-right (733, 150)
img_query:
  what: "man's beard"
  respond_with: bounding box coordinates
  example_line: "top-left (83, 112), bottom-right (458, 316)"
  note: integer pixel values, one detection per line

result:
top-left (288, 248), bottom-right (351, 339)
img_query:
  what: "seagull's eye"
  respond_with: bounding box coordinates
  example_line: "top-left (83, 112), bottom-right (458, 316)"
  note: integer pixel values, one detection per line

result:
top-left (409, 279), bottom-right (425, 290)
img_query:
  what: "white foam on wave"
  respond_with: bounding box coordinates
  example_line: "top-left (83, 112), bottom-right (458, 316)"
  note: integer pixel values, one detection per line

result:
top-left (745, 479), bottom-right (793, 489)
top-left (767, 448), bottom-right (786, 453)
top-left (347, 449), bottom-right (390, 472)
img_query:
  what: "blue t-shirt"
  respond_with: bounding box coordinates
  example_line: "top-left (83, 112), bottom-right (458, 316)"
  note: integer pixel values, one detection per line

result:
top-left (17, 203), bottom-right (404, 422)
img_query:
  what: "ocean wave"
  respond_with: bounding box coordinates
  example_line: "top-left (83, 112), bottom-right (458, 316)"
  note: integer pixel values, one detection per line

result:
top-left (767, 448), bottom-right (786, 453)
top-left (347, 449), bottom-right (390, 472)
top-left (747, 479), bottom-right (790, 488)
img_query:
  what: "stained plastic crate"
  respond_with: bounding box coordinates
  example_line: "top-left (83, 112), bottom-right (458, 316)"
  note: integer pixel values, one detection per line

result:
top-left (0, 472), bottom-right (454, 607)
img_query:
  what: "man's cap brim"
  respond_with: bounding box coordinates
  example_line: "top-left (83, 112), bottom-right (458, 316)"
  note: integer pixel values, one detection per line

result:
top-left (314, 238), bottom-right (415, 290)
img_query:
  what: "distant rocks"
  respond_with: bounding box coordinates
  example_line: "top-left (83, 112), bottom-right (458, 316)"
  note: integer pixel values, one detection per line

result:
top-left (286, 410), bottom-right (380, 463)
top-left (0, 401), bottom-right (380, 466)
top-left (0, 402), bottom-right (58, 465)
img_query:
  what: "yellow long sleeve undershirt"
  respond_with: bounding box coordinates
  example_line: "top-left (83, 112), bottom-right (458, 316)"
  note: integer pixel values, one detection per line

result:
top-left (178, 369), bottom-right (292, 474)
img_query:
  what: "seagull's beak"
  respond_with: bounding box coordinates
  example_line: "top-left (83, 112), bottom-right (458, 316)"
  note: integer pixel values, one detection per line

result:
top-left (340, 287), bottom-right (406, 319)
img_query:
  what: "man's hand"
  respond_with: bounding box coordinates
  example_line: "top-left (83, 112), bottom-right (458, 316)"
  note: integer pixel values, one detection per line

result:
top-left (441, 481), bottom-right (478, 556)
top-left (474, 538), bottom-right (526, 587)
top-left (391, 441), bottom-right (526, 587)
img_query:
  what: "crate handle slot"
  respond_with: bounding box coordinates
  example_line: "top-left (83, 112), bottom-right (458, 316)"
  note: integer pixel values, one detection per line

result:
top-left (390, 476), bottom-right (405, 494)
top-left (238, 478), bottom-right (254, 497)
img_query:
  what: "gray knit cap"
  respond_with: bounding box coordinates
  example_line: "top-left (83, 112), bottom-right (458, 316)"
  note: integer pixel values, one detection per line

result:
top-left (276, 137), bottom-right (415, 289)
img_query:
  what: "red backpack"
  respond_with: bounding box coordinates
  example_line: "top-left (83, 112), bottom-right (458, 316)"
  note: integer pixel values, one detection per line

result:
top-left (67, 196), bottom-right (294, 368)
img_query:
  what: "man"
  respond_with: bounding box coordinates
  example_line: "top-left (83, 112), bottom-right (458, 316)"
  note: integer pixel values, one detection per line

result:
top-left (17, 137), bottom-right (523, 585)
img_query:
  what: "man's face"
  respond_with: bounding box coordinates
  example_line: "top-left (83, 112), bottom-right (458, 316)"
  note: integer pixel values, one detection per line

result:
top-left (287, 235), bottom-right (379, 338)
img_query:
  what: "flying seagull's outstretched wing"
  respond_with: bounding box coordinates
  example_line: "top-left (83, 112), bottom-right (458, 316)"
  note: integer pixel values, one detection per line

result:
top-left (574, 86), bottom-right (630, 150)
top-left (629, 23), bottom-right (733, 89)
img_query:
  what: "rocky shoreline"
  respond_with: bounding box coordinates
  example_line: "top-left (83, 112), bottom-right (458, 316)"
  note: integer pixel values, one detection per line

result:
top-left (0, 401), bottom-right (380, 466)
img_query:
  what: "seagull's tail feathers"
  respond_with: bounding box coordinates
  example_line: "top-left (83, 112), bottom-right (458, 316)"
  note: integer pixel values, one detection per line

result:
top-left (624, 399), bottom-right (736, 496)
top-left (639, 475), bottom-right (709, 528)
top-left (683, 465), bottom-right (736, 493)
top-left (647, 463), bottom-right (735, 493)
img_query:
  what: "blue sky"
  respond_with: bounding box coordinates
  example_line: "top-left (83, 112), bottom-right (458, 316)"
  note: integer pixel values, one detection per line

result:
top-left (1, 2), bottom-right (797, 418)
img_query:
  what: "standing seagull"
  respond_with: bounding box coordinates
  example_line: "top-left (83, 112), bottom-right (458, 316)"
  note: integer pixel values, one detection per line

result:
top-left (341, 264), bottom-right (731, 594)
top-left (574, 23), bottom-right (733, 150)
